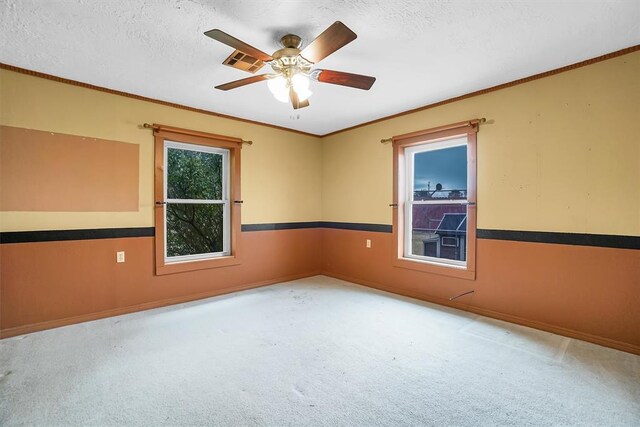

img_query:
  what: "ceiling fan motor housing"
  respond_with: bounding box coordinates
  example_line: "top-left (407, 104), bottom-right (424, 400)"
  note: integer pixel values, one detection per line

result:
top-left (270, 40), bottom-right (312, 78)
top-left (280, 34), bottom-right (302, 49)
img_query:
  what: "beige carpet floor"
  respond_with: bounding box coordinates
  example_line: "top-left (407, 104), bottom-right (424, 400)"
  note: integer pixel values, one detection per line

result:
top-left (1, 275), bottom-right (639, 426)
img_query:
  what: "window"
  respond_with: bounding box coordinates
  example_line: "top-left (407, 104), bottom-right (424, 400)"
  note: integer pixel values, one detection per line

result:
top-left (164, 141), bottom-right (229, 262)
top-left (392, 121), bottom-right (478, 280)
top-left (404, 137), bottom-right (468, 266)
top-left (153, 125), bottom-right (242, 275)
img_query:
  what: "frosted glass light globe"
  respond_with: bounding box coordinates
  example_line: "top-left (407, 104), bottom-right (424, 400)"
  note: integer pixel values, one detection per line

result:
top-left (291, 74), bottom-right (312, 102)
top-left (267, 76), bottom-right (289, 103)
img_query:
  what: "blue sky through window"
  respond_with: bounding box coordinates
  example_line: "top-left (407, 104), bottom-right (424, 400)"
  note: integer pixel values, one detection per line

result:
top-left (414, 145), bottom-right (467, 192)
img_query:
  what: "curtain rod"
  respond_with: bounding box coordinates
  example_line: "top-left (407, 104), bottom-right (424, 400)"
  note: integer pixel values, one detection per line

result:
top-left (380, 118), bottom-right (487, 144)
top-left (142, 123), bottom-right (253, 145)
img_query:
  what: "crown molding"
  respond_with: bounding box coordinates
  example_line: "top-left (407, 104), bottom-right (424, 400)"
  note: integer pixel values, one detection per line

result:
top-left (2, 44), bottom-right (638, 138)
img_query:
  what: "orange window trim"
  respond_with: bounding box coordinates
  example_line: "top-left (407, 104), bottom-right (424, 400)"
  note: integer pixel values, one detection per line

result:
top-left (153, 127), bottom-right (242, 276)
top-left (392, 120), bottom-right (479, 281)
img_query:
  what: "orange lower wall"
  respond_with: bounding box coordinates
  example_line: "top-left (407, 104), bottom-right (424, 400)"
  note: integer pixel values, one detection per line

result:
top-left (0, 229), bottom-right (321, 337)
top-left (322, 229), bottom-right (640, 354)
top-left (2, 227), bottom-right (639, 355)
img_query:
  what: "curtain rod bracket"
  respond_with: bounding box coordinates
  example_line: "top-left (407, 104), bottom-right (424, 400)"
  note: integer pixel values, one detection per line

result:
top-left (381, 117), bottom-right (487, 144)
top-left (142, 123), bottom-right (252, 145)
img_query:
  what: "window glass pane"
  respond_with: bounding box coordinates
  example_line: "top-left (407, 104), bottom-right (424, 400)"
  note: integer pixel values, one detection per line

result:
top-left (410, 203), bottom-right (467, 262)
top-left (166, 203), bottom-right (224, 257)
top-left (167, 148), bottom-right (223, 200)
top-left (413, 145), bottom-right (467, 201)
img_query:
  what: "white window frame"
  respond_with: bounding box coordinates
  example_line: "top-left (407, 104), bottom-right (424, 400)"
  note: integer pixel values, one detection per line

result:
top-left (441, 236), bottom-right (459, 247)
top-left (163, 140), bottom-right (230, 264)
top-left (403, 136), bottom-right (469, 268)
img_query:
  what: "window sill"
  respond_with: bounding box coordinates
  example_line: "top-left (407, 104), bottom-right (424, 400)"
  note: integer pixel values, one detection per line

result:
top-left (392, 256), bottom-right (476, 280)
top-left (155, 254), bottom-right (240, 276)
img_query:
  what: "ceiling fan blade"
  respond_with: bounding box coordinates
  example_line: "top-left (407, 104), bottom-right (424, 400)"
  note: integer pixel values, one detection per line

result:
top-left (290, 87), bottom-right (310, 109)
top-left (204, 29), bottom-right (273, 62)
top-left (215, 74), bottom-right (269, 91)
top-left (316, 70), bottom-right (376, 90)
top-left (299, 21), bottom-right (357, 64)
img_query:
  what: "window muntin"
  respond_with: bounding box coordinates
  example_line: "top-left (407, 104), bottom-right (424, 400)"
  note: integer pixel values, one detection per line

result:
top-left (164, 140), bottom-right (230, 263)
top-left (404, 136), bottom-right (469, 267)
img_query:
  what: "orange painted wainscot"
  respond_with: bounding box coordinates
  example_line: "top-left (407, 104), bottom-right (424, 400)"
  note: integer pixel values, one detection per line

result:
top-left (3, 226), bottom-right (639, 356)
top-left (0, 228), bottom-right (321, 337)
top-left (322, 228), bottom-right (640, 355)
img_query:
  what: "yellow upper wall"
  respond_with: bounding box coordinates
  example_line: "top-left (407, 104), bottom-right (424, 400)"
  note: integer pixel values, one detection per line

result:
top-left (0, 69), bottom-right (322, 231)
top-left (2, 50), bottom-right (639, 235)
top-left (322, 51), bottom-right (640, 236)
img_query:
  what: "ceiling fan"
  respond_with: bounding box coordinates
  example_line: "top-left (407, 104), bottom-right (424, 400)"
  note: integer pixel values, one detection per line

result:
top-left (204, 21), bottom-right (376, 110)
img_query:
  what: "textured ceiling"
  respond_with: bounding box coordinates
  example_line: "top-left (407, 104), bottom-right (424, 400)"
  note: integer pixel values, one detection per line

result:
top-left (1, 1), bottom-right (639, 135)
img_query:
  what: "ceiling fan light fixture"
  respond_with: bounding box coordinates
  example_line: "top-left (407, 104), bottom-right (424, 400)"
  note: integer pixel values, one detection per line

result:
top-left (295, 86), bottom-right (312, 102)
top-left (207, 22), bottom-right (375, 109)
top-left (267, 76), bottom-right (289, 103)
top-left (291, 74), bottom-right (312, 102)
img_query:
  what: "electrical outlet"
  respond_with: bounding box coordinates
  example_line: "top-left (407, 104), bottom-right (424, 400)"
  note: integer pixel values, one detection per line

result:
top-left (366, 239), bottom-right (371, 248)
top-left (116, 251), bottom-right (125, 263)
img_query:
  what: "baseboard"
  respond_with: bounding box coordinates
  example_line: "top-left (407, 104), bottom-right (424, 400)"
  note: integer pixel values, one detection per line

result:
top-left (4, 269), bottom-right (638, 356)
top-left (322, 271), bottom-right (640, 356)
top-left (0, 270), bottom-right (321, 339)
